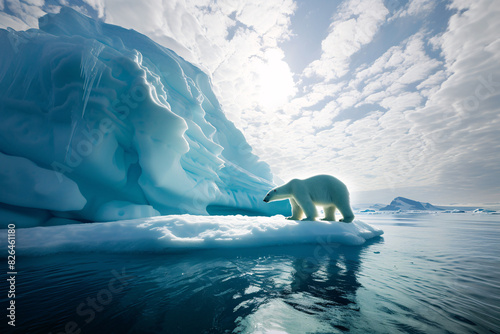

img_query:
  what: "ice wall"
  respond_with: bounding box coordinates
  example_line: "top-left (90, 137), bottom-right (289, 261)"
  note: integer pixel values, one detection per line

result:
top-left (0, 8), bottom-right (290, 228)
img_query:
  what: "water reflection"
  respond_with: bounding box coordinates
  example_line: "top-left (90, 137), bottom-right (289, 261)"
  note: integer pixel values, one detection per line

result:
top-left (233, 238), bottom-right (382, 333)
top-left (289, 246), bottom-right (363, 306)
top-left (10, 238), bottom-right (382, 334)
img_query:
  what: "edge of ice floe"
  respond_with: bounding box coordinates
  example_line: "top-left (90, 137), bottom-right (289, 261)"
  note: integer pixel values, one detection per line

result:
top-left (1, 215), bottom-right (384, 255)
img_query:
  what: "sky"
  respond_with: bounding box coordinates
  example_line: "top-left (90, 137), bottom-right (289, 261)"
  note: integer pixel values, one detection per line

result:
top-left (1, 0), bottom-right (499, 207)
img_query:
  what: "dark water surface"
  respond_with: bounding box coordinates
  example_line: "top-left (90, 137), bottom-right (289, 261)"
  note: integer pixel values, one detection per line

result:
top-left (2, 213), bottom-right (500, 333)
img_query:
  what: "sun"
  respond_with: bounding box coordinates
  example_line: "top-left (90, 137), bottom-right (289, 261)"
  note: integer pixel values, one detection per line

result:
top-left (258, 49), bottom-right (296, 111)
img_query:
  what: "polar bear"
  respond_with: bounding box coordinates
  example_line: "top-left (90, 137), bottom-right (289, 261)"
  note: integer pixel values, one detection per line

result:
top-left (263, 175), bottom-right (354, 222)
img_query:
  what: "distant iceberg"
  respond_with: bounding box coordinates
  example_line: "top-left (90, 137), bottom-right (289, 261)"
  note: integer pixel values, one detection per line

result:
top-left (379, 197), bottom-right (442, 211)
top-left (472, 208), bottom-right (496, 214)
top-left (0, 8), bottom-right (290, 228)
top-left (0, 215), bottom-right (384, 255)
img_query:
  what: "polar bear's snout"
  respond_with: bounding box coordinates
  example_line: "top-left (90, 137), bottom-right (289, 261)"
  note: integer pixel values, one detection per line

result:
top-left (263, 189), bottom-right (277, 203)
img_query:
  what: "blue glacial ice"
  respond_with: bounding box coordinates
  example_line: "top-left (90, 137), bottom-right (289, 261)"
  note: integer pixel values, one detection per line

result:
top-left (0, 8), bottom-right (290, 228)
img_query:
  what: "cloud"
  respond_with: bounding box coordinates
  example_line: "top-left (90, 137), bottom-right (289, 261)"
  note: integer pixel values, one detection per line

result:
top-left (394, 0), bottom-right (436, 19)
top-left (354, 33), bottom-right (443, 100)
top-left (303, 0), bottom-right (389, 81)
top-left (228, 0), bottom-right (296, 45)
top-left (80, 0), bottom-right (105, 17)
top-left (249, 5), bottom-right (447, 195)
top-left (255, 0), bottom-right (500, 206)
top-left (0, 11), bottom-right (30, 30)
top-left (0, 0), bottom-right (104, 30)
top-left (405, 0), bottom-right (500, 203)
top-left (416, 70), bottom-right (447, 97)
top-left (1, 0), bottom-right (47, 28)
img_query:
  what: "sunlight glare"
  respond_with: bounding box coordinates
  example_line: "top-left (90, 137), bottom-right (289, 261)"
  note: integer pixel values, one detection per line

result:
top-left (258, 49), bottom-right (296, 111)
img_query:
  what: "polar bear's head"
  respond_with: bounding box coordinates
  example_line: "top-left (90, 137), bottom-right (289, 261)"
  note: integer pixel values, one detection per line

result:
top-left (263, 185), bottom-right (289, 203)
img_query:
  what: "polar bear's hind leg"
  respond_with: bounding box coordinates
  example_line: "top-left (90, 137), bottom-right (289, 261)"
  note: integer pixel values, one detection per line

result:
top-left (322, 205), bottom-right (336, 221)
top-left (338, 202), bottom-right (355, 223)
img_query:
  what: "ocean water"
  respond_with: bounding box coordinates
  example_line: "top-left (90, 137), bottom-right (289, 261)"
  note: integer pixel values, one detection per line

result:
top-left (3, 213), bottom-right (500, 334)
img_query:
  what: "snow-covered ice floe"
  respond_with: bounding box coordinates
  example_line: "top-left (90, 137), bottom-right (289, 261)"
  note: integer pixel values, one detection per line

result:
top-left (2, 215), bottom-right (383, 255)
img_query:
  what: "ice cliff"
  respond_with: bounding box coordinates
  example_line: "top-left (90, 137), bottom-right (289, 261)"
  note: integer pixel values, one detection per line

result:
top-left (0, 8), bottom-right (290, 228)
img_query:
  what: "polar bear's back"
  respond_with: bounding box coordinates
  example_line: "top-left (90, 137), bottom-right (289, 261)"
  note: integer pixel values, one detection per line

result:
top-left (291, 175), bottom-right (348, 204)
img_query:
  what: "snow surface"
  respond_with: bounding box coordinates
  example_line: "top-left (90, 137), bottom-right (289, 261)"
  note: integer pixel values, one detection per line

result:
top-left (0, 8), bottom-right (290, 228)
top-left (0, 215), bottom-right (383, 255)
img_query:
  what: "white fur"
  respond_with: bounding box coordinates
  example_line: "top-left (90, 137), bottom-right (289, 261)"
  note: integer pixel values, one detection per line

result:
top-left (263, 175), bottom-right (354, 222)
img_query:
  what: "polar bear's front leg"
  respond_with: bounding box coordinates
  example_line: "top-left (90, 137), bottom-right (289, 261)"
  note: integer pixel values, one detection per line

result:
top-left (293, 193), bottom-right (318, 221)
top-left (287, 198), bottom-right (304, 220)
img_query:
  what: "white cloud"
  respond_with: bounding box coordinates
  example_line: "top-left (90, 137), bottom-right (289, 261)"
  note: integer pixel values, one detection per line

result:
top-left (22, 0), bottom-right (43, 6)
top-left (351, 33), bottom-right (443, 109)
top-left (394, 0), bottom-right (436, 19)
top-left (405, 0), bottom-right (500, 203)
top-left (0, 0), bottom-right (101, 30)
top-left (0, 11), bottom-right (30, 30)
top-left (416, 70), bottom-right (447, 97)
top-left (250, 8), bottom-right (448, 193)
top-left (303, 0), bottom-right (389, 80)
top-left (82, 0), bottom-right (105, 17)
top-left (406, 0), bottom-right (435, 16)
top-left (231, 0), bottom-right (295, 44)
top-left (380, 92), bottom-right (423, 113)
top-left (101, 0), bottom-right (203, 64)
top-left (2, 0), bottom-right (46, 28)
top-left (254, 0), bottom-right (499, 205)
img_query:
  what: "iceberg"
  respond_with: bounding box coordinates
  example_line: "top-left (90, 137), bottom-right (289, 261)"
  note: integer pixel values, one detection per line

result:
top-left (0, 215), bottom-right (384, 255)
top-left (379, 197), bottom-right (443, 211)
top-left (0, 8), bottom-right (290, 228)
